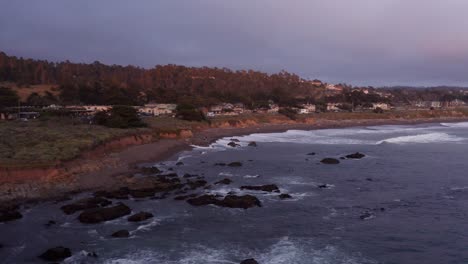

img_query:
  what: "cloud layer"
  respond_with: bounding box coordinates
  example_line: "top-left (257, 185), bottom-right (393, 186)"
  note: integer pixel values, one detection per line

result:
top-left (1, 0), bottom-right (468, 86)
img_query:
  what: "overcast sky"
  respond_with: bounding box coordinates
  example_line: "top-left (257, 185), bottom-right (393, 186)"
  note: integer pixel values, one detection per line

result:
top-left (1, 0), bottom-right (468, 86)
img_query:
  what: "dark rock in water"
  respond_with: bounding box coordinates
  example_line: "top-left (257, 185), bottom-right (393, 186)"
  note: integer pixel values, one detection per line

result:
top-left (176, 161), bottom-right (184, 166)
top-left (230, 138), bottom-right (240, 142)
top-left (214, 162), bottom-right (226, 166)
top-left (366, 178), bottom-right (373, 182)
top-left (318, 184), bottom-right (329, 189)
top-left (159, 172), bottom-right (178, 178)
top-left (45, 220), bottom-right (57, 227)
top-left (219, 195), bottom-right (262, 209)
top-left (61, 197), bottom-right (112, 215)
top-left (306, 152), bottom-right (316, 156)
top-left (129, 188), bottom-right (156, 198)
top-left (0, 210), bottom-right (22, 223)
top-left (248, 141), bottom-right (257, 147)
top-left (240, 259), bottom-right (259, 264)
top-left (140, 166), bottom-right (161, 174)
top-left (187, 194), bottom-right (261, 209)
top-left (94, 188), bottom-right (130, 200)
top-left (38, 246), bottom-right (72, 262)
top-left (228, 162), bottom-right (243, 167)
top-left (279, 193), bottom-right (292, 199)
top-left (340, 157), bottom-right (346, 160)
top-left (320, 158), bottom-right (340, 164)
top-left (183, 173), bottom-right (198, 178)
top-left (187, 195), bottom-right (220, 206)
top-left (0, 204), bottom-right (22, 223)
top-left (87, 251), bottom-right (98, 258)
top-left (360, 212), bottom-right (374, 220)
top-left (345, 152), bottom-right (366, 159)
top-left (78, 203), bottom-right (131, 224)
top-left (228, 142), bottom-right (240, 147)
top-left (174, 194), bottom-right (198, 200)
top-left (241, 184), bottom-right (280, 193)
top-left (187, 180), bottom-right (208, 189)
top-left (215, 178), bottom-right (232, 185)
top-left (128, 212), bottom-right (154, 222)
top-left (111, 230), bottom-right (130, 238)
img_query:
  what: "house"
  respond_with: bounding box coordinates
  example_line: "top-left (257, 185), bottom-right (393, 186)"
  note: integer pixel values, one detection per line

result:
top-left (431, 101), bottom-right (442, 108)
top-left (372, 103), bottom-right (390, 110)
top-left (327, 103), bottom-right (341, 112)
top-left (298, 103), bottom-right (316, 114)
top-left (139, 104), bottom-right (177, 116)
top-left (83, 105), bottom-right (111, 112)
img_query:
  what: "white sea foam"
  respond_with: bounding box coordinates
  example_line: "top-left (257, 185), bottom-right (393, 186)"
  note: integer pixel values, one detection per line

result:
top-left (101, 237), bottom-right (376, 264)
top-left (440, 122), bottom-right (468, 128)
top-left (376, 132), bottom-right (463, 144)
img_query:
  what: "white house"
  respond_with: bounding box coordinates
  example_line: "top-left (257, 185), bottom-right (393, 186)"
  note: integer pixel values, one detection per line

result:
top-left (139, 104), bottom-right (177, 116)
top-left (298, 103), bottom-right (316, 114)
top-left (327, 103), bottom-right (341, 112)
top-left (372, 103), bottom-right (390, 110)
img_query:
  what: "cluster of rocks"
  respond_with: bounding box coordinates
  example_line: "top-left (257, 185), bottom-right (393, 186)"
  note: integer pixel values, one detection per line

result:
top-left (227, 139), bottom-right (258, 148)
top-left (318, 152), bottom-right (366, 165)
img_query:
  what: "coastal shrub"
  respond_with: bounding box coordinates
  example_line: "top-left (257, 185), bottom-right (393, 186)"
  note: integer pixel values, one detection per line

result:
top-left (175, 104), bottom-right (206, 122)
top-left (278, 107), bottom-right (298, 120)
top-left (0, 87), bottom-right (19, 108)
top-left (95, 106), bottom-right (147, 128)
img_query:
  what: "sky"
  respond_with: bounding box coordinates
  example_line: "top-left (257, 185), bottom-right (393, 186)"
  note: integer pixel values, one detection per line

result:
top-left (1, 0), bottom-right (468, 86)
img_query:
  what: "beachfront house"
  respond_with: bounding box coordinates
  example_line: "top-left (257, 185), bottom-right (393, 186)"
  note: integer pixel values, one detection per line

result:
top-left (327, 103), bottom-right (341, 112)
top-left (298, 103), bottom-right (316, 114)
top-left (139, 104), bottom-right (177, 116)
top-left (372, 103), bottom-right (390, 110)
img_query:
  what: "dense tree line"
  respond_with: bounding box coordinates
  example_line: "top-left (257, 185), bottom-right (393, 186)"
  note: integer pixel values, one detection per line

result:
top-left (0, 52), bottom-right (324, 107)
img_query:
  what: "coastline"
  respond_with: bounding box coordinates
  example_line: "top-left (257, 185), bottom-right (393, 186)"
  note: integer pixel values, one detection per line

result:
top-left (1, 116), bottom-right (468, 204)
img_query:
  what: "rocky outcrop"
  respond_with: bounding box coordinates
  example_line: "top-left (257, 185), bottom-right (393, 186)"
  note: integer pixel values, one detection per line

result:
top-left (78, 203), bottom-right (131, 224)
top-left (111, 230), bottom-right (130, 238)
top-left (228, 142), bottom-right (240, 147)
top-left (61, 197), bottom-right (112, 215)
top-left (38, 246), bottom-right (72, 262)
top-left (279, 193), bottom-right (292, 199)
top-left (320, 158), bottom-right (340, 164)
top-left (345, 152), bottom-right (366, 159)
top-left (241, 184), bottom-right (280, 193)
top-left (186, 180), bottom-right (207, 190)
top-left (128, 212), bottom-right (154, 222)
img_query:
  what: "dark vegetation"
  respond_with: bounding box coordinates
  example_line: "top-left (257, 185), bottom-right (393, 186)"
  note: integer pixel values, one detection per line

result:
top-left (94, 106), bottom-right (147, 128)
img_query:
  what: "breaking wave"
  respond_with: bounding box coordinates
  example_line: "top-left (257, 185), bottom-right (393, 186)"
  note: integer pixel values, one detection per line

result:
top-left (376, 132), bottom-right (464, 144)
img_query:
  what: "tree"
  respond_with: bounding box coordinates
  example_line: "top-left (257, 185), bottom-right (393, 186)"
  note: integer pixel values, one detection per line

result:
top-left (95, 106), bottom-right (146, 128)
top-left (175, 103), bottom-right (206, 122)
top-left (0, 87), bottom-right (20, 107)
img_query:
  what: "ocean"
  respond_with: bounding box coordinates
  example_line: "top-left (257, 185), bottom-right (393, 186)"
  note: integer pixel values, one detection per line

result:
top-left (1, 122), bottom-right (468, 264)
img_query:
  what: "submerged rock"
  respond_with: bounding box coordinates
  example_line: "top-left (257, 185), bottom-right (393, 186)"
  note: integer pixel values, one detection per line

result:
top-left (94, 187), bottom-right (130, 200)
top-left (0, 210), bottom-right (22, 223)
top-left (176, 161), bottom-right (184, 166)
top-left (306, 152), bottom-right (316, 156)
top-left (214, 162), bottom-right (227, 166)
top-left (279, 193), bottom-right (292, 199)
top-left (187, 180), bottom-right (208, 189)
top-left (218, 195), bottom-right (262, 209)
top-left (360, 212), bottom-right (375, 220)
top-left (38, 246), bottom-right (72, 262)
top-left (230, 138), bottom-right (240, 142)
top-left (320, 158), bottom-right (340, 164)
top-left (186, 195), bottom-right (220, 206)
top-left (228, 162), bottom-right (243, 167)
top-left (61, 197), bottom-right (112, 215)
top-left (78, 203), bottom-right (131, 224)
top-left (240, 258), bottom-right (259, 264)
top-left (228, 142), bottom-right (240, 147)
top-left (111, 230), bottom-right (130, 238)
top-left (186, 195), bottom-right (261, 209)
top-left (346, 152), bottom-right (366, 159)
top-left (248, 141), bottom-right (257, 147)
top-left (215, 178), bottom-right (232, 185)
top-left (129, 189), bottom-right (156, 198)
top-left (128, 212), bottom-right (154, 222)
top-left (241, 184), bottom-right (280, 192)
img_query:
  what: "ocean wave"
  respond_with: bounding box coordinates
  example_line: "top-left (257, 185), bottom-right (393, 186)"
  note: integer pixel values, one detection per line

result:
top-left (440, 122), bottom-right (468, 128)
top-left (376, 132), bottom-right (464, 144)
top-left (101, 237), bottom-right (376, 264)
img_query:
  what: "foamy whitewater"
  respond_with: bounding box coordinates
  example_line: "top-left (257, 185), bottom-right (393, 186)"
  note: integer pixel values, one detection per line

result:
top-left (2, 122), bottom-right (468, 263)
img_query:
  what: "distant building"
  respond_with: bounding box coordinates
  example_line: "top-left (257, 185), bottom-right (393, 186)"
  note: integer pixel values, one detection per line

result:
top-left (327, 103), bottom-right (341, 112)
top-left (83, 105), bottom-right (111, 112)
top-left (298, 103), bottom-right (316, 114)
top-left (372, 103), bottom-right (390, 110)
top-left (139, 104), bottom-right (177, 116)
top-left (431, 101), bottom-right (442, 108)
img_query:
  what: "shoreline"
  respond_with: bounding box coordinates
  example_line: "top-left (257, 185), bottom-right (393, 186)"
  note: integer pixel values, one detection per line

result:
top-left (2, 116), bottom-right (468, 204)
